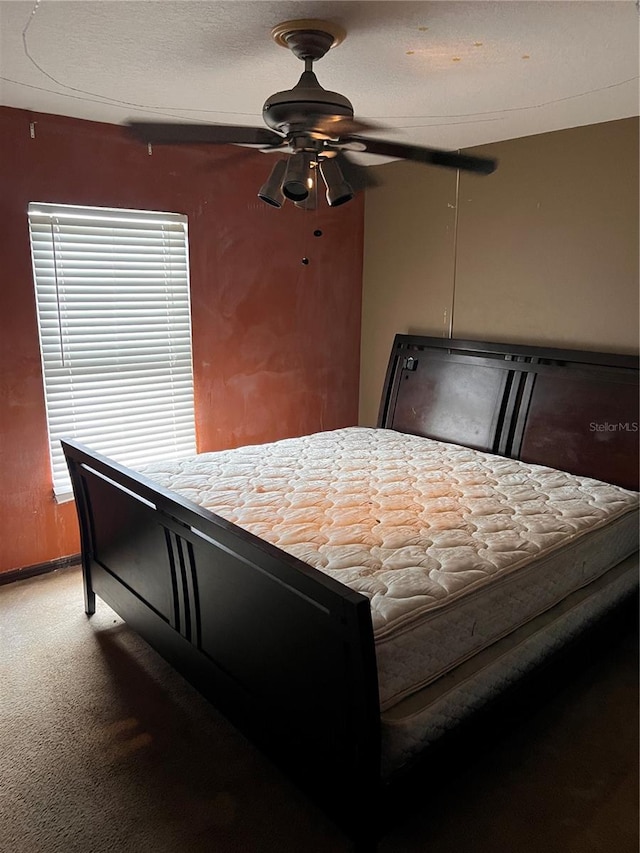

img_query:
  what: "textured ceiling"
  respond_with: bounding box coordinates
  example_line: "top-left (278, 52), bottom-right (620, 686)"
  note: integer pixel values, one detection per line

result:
top-left (1, 1), bottom-right (638, 163)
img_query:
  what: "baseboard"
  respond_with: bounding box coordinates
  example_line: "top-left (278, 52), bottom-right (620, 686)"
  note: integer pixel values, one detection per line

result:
top-left (0, 554), bottom-right (81, 586)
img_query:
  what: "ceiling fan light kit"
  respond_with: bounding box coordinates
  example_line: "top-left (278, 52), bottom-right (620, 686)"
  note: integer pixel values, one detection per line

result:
top-left (257, 159), bottom-right (287, 207)
top-left (282, 151), bottom-right (315, 202)
top-left (319, 158), bottom-right (355, 207)
top-left (293, 166), bottom-right (319, 211)
top-left (127, 20), bottom-right (497, 210)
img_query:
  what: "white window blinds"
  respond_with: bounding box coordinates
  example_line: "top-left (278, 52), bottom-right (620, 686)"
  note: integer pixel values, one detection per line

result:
top-left (28, 202), bottom-right (196, 499)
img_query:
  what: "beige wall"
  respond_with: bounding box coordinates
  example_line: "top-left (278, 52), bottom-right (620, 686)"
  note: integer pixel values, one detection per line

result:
top-left (359, 118), bottom-right (639, 426)
top-left (360, 162), bottom-right (457, 426)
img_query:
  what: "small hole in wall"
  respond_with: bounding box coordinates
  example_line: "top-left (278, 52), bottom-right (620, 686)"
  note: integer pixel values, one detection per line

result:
top-left (301, 257), bottom-right (309, 265)
top-left (313, 229), bottom-right (323, 237)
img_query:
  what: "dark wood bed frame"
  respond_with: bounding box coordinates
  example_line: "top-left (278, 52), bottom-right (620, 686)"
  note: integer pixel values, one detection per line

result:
top-left (62, 335), bottom-right (638, 846)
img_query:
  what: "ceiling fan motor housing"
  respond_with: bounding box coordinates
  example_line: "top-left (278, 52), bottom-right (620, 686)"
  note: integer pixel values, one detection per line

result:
top-left (262, 70), bottom-right (354, 133)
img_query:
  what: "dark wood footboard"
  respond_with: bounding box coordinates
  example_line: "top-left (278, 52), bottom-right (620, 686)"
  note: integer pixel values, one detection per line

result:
top-left (62, 439), bottom-right (381, 838)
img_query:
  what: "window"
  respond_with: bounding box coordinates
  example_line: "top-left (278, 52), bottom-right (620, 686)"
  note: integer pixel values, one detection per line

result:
top-left (29, 202), bottom-right (196, 499)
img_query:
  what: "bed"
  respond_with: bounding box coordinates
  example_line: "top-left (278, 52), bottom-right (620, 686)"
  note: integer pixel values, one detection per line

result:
top-left (62, 334), bottom-right (639, 847)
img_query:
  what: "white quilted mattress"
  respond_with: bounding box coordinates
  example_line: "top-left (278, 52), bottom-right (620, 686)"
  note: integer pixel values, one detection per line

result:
top-left (140, 427), bottom-right (639, 710)
top-left (380, 554), bottom-right (638, 775)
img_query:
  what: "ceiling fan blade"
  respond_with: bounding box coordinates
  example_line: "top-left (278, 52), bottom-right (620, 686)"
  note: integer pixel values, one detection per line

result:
top-left (332, 151), bottom-right (380, 191)
top-left (350, 137), bottom-right (497, 175)
top-left (127, 122), bottom-right (284, 147)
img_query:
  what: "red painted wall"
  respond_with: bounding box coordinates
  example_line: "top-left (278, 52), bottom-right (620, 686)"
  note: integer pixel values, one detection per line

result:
top-left (0, 106), bottom-right (364, 573)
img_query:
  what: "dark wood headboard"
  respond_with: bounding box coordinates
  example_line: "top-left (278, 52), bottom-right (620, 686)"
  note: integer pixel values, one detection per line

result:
top-left (378, 335), bottom-right (639, 491)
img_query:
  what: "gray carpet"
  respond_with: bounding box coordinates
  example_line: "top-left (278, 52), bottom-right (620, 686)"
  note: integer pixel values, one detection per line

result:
top-left (1, 566), bottom-right (637, 853)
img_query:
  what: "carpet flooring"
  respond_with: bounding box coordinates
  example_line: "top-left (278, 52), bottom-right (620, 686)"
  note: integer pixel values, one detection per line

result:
top-left (1, 565), bottom-right (637, 853)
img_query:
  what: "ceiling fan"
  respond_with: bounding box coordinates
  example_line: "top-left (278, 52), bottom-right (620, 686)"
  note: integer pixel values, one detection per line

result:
top-left (128, 19), bottom-right (497, 210)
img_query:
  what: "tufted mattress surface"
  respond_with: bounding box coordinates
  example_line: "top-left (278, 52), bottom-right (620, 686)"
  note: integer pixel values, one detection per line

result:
top-left (140, 427), bottom-right (639, 709)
